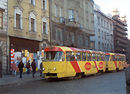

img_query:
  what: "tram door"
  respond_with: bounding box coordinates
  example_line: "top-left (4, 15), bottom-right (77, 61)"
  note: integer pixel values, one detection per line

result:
top-left (0, 48), bottom-right (2, 78)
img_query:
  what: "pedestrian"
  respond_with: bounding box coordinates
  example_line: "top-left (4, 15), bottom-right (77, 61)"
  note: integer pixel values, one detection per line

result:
top-left (40, 62), bottom-right (43, 77)
top-left (11, 61), bottom-right (17, 76)
top-left (26, 61), bottom-right (30, 74)
top-left (18, 60), bottom-right (24, 78)
top-left (31, 59), bottom-right (36, 78)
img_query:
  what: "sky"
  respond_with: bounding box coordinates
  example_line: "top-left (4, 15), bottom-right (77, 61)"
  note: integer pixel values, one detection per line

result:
top-left (94, 0), bottom-right (130, 39)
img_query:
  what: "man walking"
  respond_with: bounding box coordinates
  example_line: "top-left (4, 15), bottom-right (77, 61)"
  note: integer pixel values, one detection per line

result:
top-left (26, 61), bottom-right (30, 74)
top-left (18, 60), bottom-right (24, 78)
top-left (31, 59), bottom-right (36, 78)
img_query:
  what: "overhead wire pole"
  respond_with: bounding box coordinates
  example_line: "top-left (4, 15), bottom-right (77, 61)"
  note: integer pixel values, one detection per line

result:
top-left (49, 0), bottom-right (52, 46)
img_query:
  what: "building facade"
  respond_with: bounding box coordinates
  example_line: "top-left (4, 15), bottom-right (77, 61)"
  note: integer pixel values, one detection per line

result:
top-left (126, 39), bottom-right (130, 62)
top-left (7, 0), bottom-right (50, 73)
top-left (91, 6), bottom-right (114, 52)
top-left (49, 0), bottom-right (94, 49)
top-left (112, 10), bottom-right (128, 54)
top-left (0, 0), bottom-right (8, 75)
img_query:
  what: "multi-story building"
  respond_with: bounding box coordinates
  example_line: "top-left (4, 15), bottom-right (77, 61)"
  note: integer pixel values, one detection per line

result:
top-left (112, 9), bottom-right (128, 54)
top-left (0, 0), bottom-right (8, 75)
top-left (5, 0), bottom-right (50, 74)
top-left (126, 39), bottom-right (130, 62)
top-left (91, 5), bottom-right (114, 52)
top-left (49, 0), bottom-right (94, 49)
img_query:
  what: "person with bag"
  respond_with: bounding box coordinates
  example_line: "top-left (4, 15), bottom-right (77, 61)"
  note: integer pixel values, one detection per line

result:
top-left (26, 61), bottom-right (30, 74)
top-left (31, 59), bottom-right (36, 78)
top-left (18, 60), bottom-right (24, 78)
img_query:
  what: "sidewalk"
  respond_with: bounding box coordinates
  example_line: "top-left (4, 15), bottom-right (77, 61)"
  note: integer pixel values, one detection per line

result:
top-left (0, 72), bottom-right (44, 87)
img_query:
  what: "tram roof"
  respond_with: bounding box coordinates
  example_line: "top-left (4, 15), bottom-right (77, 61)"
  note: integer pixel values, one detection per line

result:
top-left (44, 46), bottom-right (105, 54)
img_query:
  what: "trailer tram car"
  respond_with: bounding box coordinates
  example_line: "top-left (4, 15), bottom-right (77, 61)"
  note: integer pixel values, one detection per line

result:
top-left (42, 46), bottom-right (126, 79)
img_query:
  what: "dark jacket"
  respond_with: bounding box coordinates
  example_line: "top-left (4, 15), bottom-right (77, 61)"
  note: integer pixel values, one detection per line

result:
top-left (26, 62), bottom-right (30, 68)
top-left (18, 61), bottom-right (24, 69)
top-left (31, 61), bottom-right (36, 70)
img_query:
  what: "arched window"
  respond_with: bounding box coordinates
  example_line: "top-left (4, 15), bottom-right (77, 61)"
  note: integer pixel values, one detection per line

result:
top-left (14, 7), bottom-right (23, 29)
top-left (29, 12), bottom-right (36, 32)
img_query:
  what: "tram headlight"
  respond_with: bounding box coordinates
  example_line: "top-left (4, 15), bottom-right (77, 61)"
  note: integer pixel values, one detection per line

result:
top-left (54, 67), bottom-right (56, 71)
top-left (43, 68), bottom-right (45, 71)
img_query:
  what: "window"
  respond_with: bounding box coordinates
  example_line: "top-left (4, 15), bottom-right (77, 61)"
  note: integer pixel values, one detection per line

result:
top-left (42, 18), bottom-right (48, 34)
top-left (87, 54), bottom-right (91, 61)
top-left (42, 0), bottom-right (45, 10)
top-left (68, 9), bottom-right (74, 21)
top-left (82, 52), bottom-right (87, 61)
top-left (16, 14), bottom-right (21, 29)
top-left (45, 51), bottom-right (64, 61)
top-left (31, 0), bottom-right (35, 5)
top-left (31, 18), bottom-right (35, 32)
top-left (0, 10), bottom-right (4, 29)
top-left (43, 22), bottom-right (46, 34)
top-left (92, 54), bottom-right (97, 61)
top-left (76, 52), bottom-right (81, 61)
top-left (55, 5), bottom-right (58, 17)
top-left (97, 54), bottom-right (101, 61)
top-left (66, 52), bottom-right (75, 61)
top-left (29, 12), bottom-right (36, 32)
top-left (14, 7), bottom-right (23, 30)
top-left (105, 55), bottom-right (110, 61)
top-left (101, 55), bottom-right (105, 61)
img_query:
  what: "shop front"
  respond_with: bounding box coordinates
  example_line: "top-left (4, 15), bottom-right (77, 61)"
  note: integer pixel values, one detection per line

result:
top-left (9, 37), bottom-right (44, 73)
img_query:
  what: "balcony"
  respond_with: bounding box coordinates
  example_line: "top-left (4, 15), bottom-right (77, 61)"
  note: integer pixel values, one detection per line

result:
top-left (115, 27), bottom-right (127, 35)
top-left (115, 22), bottom-right (127, 31)
top-left (65, 18), bottom-right (80, 28)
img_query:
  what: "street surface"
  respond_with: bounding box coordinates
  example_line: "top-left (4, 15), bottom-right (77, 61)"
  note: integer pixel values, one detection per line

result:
top-left (0, 71), bottom-right (126, 94)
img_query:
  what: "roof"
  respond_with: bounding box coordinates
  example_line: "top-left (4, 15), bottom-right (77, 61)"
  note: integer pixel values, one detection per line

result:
top-left (44, 46), bottom-right (104, 54)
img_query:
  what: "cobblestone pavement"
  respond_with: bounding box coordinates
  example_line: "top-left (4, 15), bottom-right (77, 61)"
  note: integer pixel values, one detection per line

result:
top-left (0, 71), bottom-right (126, 94)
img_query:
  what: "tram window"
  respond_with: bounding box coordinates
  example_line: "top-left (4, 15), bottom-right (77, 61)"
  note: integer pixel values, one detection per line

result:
top-left (44, 51), bottom-right (64, 61)
top-left (101, 55), bottom-right (105, 61)
top-left (111, 56), bottom-right (116, 61)
top-left (66, 52), bottom-right (75, 61)
top-left (110, 56), bottom-right (113, 61)
top-left (97, 54), bottom-right (100, 61)
top-left (82, 52), bottom-right (86, 61)
top-left (92, 54), bottom-right (97, 61)
top-left (76, 52), bottom-right (81, 61)
top-left (87, 54), bottom-right (91, 61)
top-left (105, 55), bottom-right (110, 61)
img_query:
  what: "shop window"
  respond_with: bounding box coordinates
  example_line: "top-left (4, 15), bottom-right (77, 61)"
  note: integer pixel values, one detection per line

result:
top-left (0, 10), bottom-right (3, 29)
top-left (82, 52), bottom-right (86, 61)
